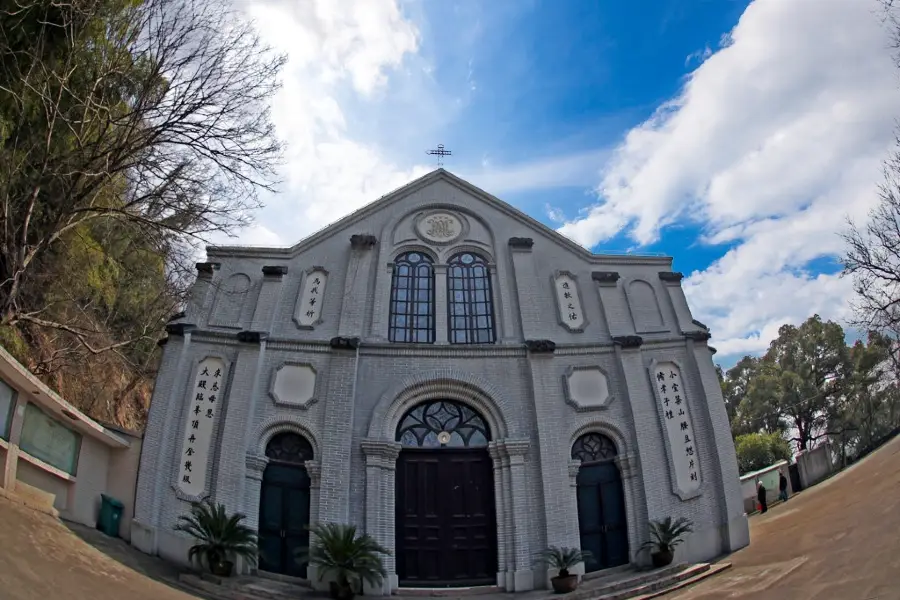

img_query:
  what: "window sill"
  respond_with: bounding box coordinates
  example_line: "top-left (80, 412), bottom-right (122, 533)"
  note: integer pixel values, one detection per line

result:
top-left (17, 449), bottom-right (77, 482)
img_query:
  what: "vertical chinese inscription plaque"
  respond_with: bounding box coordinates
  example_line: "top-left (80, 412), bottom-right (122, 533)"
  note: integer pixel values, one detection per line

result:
top-left (296, 268), bottom-right (328, 327)
top-left (651, 361), bottom-right (702, 498)
top-left (177, 357), bottom-right (227, 497)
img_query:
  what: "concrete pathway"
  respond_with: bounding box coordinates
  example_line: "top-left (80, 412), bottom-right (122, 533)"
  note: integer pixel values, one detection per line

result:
top-left (667, 435), bottom-right (900, 599)
top-left (1, 435), bottom-right (898, 599)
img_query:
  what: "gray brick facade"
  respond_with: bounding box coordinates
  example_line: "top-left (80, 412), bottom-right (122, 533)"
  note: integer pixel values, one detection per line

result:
top-left (131, 170), bottom-right (749, 593)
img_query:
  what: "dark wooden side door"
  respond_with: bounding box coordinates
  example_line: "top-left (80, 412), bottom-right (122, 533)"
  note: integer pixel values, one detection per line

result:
top-left (396, 449), bottom-right (497, 587)
top-left (576, 462), bottom-right (629, 572)
top-left (258, 463), bottom-right (311, 578)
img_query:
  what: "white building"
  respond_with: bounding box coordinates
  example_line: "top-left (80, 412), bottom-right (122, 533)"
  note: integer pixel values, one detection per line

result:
top-left (132, 169), bottom-right (749, 593)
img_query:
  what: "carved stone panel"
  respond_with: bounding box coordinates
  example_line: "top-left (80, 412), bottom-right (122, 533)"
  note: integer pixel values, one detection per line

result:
top-left (564, 366), bottom-right (613, 411)
top-left (553, 271), bottom-right (588, 332)
top-left (270, 363), bottom-right (317, 409)
top-left (177, 357), bottom-right (228, 497)
top-left (415, 211), bottom-right (464, 244)
top-left (649, 360), bottom-right (702, 500)
top-left (294, 267), bottom-right (328, 328)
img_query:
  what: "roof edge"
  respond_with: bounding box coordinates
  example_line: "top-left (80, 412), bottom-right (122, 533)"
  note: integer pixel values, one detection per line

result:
top-left (207, 169), bottom-right (674, 267)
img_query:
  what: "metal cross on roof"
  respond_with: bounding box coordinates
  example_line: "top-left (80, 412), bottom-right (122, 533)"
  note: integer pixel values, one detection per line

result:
top-left (426, 144), bottom-right (452, 166)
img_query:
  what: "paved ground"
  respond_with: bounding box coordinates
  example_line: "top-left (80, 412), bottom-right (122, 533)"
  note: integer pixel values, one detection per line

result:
top-left (0, 497), bottom-right (195, 600)
top-left (0, 435), bottom-right (898, 600)
top-left (668, 434), bottom-right (900, 599)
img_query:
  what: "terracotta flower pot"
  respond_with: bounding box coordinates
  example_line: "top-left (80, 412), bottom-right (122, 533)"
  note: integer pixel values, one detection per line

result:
top-left (329, 581), bottom-right (355, 600)
top-left (551, 574), bottom-right (579, 594)
top-left (651, 548), bottom-right (674, 568)
top-left (210, 559), bottom-right (233, 577)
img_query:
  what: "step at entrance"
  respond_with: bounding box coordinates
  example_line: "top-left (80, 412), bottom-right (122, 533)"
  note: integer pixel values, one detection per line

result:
top-left (178, 572), bottom-right (312, 600)
top-left (563, 563), bottom-right (711, 600)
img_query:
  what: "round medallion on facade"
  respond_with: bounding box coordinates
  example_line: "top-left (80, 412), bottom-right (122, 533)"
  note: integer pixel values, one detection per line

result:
top-left (415, 211), bottom-right (464, 244)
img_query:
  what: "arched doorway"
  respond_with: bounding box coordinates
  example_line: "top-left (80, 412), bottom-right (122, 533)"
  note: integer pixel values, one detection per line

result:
top-left (258, 432), bottom-right (313, 578)
top-left (395, 400), bottom-right (497, 587)
top-left (572, 433), bottom-right (629, 572)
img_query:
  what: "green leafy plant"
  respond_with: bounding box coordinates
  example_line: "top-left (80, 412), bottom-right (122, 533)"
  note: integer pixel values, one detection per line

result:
top-left (535, 545), bottom-right (594, 577)
top-left (174, 498), bottom-right (258, 575)
top-left (298, 522), bottom-right (390, 598)
top-left (640, 517), bottom-right (694, 554)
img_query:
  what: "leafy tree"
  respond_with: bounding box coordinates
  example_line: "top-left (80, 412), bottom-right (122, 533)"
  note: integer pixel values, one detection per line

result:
top-left (0, 0), bottom-right (284, 426)
top-left (733, 432), bottom-right (792, 475)
top-left (741, 316), bottom-right (849, 451)
top-left (722, 356), bottom-right (761, 436)
top-left (0, 0), bottom-right (283, 338)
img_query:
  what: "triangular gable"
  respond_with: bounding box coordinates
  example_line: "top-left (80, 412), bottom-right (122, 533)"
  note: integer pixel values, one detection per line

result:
top-left (207, 169), bottom-right (671, 266)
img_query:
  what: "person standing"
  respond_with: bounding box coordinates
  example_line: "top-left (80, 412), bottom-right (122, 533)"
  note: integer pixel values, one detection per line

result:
top-left (779, 470), bottom-right (789, 503)
top-left (757, 480), bottom-right (768, 513)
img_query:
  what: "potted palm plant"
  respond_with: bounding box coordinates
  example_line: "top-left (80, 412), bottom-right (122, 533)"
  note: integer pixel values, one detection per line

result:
top-left (536, 546), bottom-right (594, 594)
top-left (640, 517), bottom-right (693, 568)
top-left (174, 498), bottom-right (258, 577)
top-left (298, 522), bottom-right (390, 600)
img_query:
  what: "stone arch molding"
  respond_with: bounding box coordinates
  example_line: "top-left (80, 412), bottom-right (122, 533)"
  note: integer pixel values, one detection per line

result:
top-left (368, 369), bottom-right (512, 441)
top-left (570, 420), bottom-right (629, 457)
top-left (253, 415), bottom-right (321, 459)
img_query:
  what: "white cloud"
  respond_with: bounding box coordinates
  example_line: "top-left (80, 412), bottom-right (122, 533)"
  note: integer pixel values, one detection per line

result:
top-left (221, 0), bottom-right (435, 246)
top-left (558, 0), bottom-right (900, 363)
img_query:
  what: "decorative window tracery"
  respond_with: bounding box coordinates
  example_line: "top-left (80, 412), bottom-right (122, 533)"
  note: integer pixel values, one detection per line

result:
top-left (389, 252), bottom-right (435, 343)
top-left (447, 252), bottom-right (496, 344)
top-left (396, 400), bottom-right (491, 448)
top-left (571, 432), bottom-right (618, 464)
top-left (265, 432), bottom-right (314, 464)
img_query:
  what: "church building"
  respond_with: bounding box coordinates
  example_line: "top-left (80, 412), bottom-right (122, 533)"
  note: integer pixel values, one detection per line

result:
top-left (131, 169), bottom-right (749, 594)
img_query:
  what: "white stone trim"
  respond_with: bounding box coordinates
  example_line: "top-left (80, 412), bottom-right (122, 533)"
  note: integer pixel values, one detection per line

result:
top-left (253, 416), bottom-right (321, 459)
top-left (368, 370), bottom-right (513, 439)
top-left (568, 422), bottom-right (645, 568)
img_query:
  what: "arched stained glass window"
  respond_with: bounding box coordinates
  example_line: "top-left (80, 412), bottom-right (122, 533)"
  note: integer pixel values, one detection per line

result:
top-left (389, 252), bottom-right (435, 343)
top-left (396, 400), bottom-right (491, 448)
top-left (447, 252), bottom-right (496, 344)
top-left (571, 433), bottom-right (618, 464)
top-left (265, 432), bottom-right (314, 464)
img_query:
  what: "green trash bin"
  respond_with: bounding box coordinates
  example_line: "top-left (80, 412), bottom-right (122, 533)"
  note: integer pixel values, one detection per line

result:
top-left (97, 494), bottom-right (124, 538)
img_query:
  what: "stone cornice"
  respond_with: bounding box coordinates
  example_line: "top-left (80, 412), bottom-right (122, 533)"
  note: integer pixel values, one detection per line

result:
top-left (614, 452), bottom-right (639, 480)
top-left (591, 271), bottom-right (621, 285)
top-left (237, 330), bottom-right (268, 344)
top-left (261, 265), bottom-right (288, 277)
top-left (245, 453), bottom-right (267, 470)
top-left (684, 331), bottom-right (712, 342)
top-left (709, 346), bottom-right (718, 355)
top-left (195, 262), bottom-right (220, 274)
top-left (330, 336), bottom-right (361, 350)
top-left (525, 339), bottom-right (556, 354)
top-left (508, 237), bottom-right (534, 250)
top-left (488, 439), bottom-right (530, 463)
top-left (658, 271), bottom-right (684, 283)
top-left (350, 234), bottom-right (378, 249)
top-left (165, 323), bottom-right (197, 336)
top-left (305, 459), bottom-right (322, 487)
top-left (167, 311), bottom-right (186, 322)
top-left (361, 439), bottom-right (402, 469)
top-left (567, 459), bottom-right (582, 480)
top-left (612, 335), bottom-right (643, 349)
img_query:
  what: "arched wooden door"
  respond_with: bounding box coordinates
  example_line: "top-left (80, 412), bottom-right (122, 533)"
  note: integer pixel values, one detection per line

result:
top-left (258, 432), bottom-right (313, 578)
top-left (395, 400), bottom-right (497, 587)
top-left (572, 433), bottom-right (629, 572)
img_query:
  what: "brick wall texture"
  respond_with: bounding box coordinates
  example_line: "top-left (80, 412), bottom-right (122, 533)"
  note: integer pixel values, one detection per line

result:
top-left (132, 170), bottom-right (749, 593)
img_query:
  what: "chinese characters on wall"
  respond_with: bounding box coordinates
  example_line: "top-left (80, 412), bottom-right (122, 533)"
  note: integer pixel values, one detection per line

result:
top-left (652, 361), bottom-right (702, 497)
top-left (554, 272), bottom-right (585, 331)
top-left (296, 268), bottom-right (328, 327)
top-left (177, 357), bottom-right (227, 497)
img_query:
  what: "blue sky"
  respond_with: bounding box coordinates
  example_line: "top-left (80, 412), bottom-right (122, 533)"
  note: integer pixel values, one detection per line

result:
top-left (233, 0), bottom-right (900, 368)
